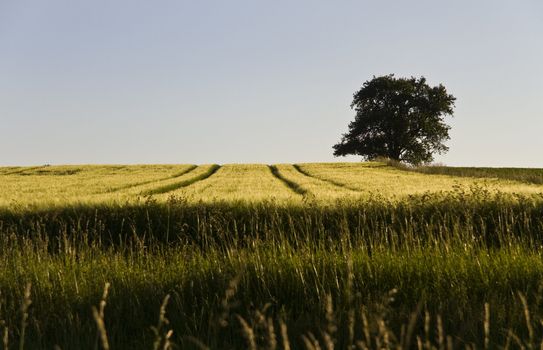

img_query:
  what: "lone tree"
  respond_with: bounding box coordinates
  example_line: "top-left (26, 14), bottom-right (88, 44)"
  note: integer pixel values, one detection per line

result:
top-left (333, 75), bottom-right (455, 165)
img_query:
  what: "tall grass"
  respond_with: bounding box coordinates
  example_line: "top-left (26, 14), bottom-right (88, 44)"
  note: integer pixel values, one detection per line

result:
top-left (1, 190), bottom-right (543, 348)
top-left (2, 188), bottom-right (542, 250)
top-left (3, 237), bottom-right (543, 349)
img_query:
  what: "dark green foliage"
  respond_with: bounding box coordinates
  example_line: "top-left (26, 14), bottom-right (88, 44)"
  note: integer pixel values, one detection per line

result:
top-left (2, 192), bottom-right (543, 348)
top-left (2, 191), bottom-right (543, 250)
top-left (333, 75), bottom-right (455, 165)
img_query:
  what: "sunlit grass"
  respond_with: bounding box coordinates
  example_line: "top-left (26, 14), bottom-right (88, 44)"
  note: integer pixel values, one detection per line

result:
top-left (120, 164), bottom-right (214, 196)
top-left (165, 164), bottom-right (297, 203)
top-left (0, 164), bottom-right (192, 206)
top-left (297, 162), bottom-right (543, 199)
top-left (1, 162), bottom-right (542, 208)
top-left (411, 165), bottom-right (543, 184)
top-left (273, 164), bottom-right (359, 201)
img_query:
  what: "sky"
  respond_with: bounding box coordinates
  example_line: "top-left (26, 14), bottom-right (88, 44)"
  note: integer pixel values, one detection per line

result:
top-left (1, 0), bottom-right (542, 167)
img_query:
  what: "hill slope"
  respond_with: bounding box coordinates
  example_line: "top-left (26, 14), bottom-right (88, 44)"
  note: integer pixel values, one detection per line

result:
top-left (1, 162), bottom-right (542, 206)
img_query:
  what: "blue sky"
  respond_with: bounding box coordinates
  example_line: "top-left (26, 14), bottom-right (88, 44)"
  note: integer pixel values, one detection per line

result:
top-left (1, 0), bottom-right (542, 166)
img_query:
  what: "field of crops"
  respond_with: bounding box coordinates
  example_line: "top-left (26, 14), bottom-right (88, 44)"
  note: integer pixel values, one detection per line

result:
top-left (2, 162), bottom-right (543, 349)
top-left (2, 162), bottom-right (542, 206)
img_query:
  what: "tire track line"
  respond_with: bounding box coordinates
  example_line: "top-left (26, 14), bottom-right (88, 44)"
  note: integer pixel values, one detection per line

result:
top-left (144, 164), bottom-right (221, 195)
top-left (3, 166), bottom-right (48, 175)
top-left (268, 165), bottom-right (307, 195)
top-left (292, 164), bottom-right (361, 192)
top-left (106, 165), bottom-right (199, 193)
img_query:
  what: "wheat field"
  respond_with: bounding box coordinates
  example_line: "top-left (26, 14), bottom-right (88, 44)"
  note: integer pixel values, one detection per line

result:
top-left (1, 162), bottom-right (542, 207)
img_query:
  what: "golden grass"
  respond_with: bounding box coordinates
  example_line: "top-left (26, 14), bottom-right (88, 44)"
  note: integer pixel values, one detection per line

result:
top-left (297, 162), bottom-right (543, 199)
top-left (1, 162), bottom-right (542, 207)
top-left (164, 164), bottom-right (296, 203)
top-left (273, 164), bottom-right (357, 201)
top-left (121, 165), bottom-right (214, 196)
top-left (0, 164), bottom-right (192, 206)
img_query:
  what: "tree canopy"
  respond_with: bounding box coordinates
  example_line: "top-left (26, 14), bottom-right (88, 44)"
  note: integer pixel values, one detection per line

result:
top-left (333, 75), bottom-right (456, 165)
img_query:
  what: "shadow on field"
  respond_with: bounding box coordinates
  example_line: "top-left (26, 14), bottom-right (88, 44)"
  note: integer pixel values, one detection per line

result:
top-left (1, 190), bottom-right (543, 250)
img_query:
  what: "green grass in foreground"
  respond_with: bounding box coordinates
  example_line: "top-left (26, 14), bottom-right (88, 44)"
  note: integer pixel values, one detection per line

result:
top-left (2, 191), bottom-right (543, 349)
top-left (4, 242), bottom-right (543, 349)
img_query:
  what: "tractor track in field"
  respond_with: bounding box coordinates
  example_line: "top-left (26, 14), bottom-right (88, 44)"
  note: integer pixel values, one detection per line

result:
top-left (268, 165), bottom-right (307, 195)
top-left (3, 166), bottom-right (48, 175)
top-left (106, 165), bottom-right (198, 193)
top-left (292, 164), bottom-right (361, 192)
top-left (143, 164), bottom-right (221, 195)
